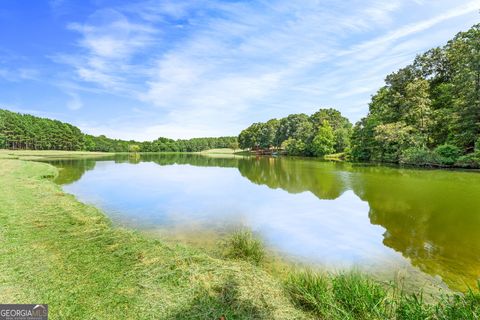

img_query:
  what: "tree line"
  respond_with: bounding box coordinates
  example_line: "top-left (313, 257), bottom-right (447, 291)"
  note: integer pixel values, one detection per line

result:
top-left (0, 109), bottom-right (237, 152)
top-left (238, 108), bottom-right (352, 156)
top-left (237, 23), bottom-right (480, 167)
top-left (350, 23), bottom-right (480, 168)
top-left (2, 23), bottom-right (480, 167)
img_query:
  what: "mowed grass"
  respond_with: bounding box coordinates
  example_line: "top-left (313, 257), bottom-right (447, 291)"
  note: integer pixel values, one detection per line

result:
top-left (198, 148), bottom-right (252, 156)
top-left (0, 149), bottom-right (110, 160)
top-left (323, 153), bottom-right (346, 161)
top-left (198, 148), bottom-right (238, 154)
top-left (0, 160), bottom-right (305, 319)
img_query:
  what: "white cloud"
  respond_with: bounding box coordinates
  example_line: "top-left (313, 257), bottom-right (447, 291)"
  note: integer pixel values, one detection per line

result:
top-left (66, 92), bottom-right (82, 110)
top-left (340, 0), bottom-right (479, 61)
top-left (62, 8), bottom-right (157, 91)
top-left (52, 0), bottom-right (480, 139)
top-left (0, 67), bottom-right (39, 82)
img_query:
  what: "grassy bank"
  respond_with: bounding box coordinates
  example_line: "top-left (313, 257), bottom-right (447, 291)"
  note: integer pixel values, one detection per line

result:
top-left (0, 159), bottom-right (304, 319)
top-left (323, 153), bottom-right (346, 161)
top-left (198, 148), bottom-right (250, 156)
top-left (0, 149), bottom-right (111, 160)
top-left (0, 159), bottom-right (478, 319)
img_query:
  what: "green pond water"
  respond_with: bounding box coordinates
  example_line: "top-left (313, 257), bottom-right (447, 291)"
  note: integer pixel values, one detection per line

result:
top-left (45, 153), bottom-right (480, 292)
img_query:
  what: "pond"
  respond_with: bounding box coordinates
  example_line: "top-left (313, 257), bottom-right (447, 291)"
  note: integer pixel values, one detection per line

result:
top-left (44, 153), bottom-right (480, 292)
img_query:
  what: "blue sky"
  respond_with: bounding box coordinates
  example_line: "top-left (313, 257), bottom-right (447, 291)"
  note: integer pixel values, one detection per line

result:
top-left (0, 0), bottom-right (478, 140)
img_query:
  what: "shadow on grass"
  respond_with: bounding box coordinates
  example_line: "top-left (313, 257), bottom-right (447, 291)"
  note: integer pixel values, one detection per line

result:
top-left (167, 276), bottom-right (273, 320)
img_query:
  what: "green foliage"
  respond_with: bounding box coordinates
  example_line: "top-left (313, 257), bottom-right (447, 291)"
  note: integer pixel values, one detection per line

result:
top-left (0, 109), bottom-right (84, 150)
top-left (399, 147), bottom-right (438, 166)
top-left (128, 144), bottom-right (140, 153)
top-left (434, 144), bottom-right (461, 166)
top-left (373, 122), bottom-right (416, 162)
top-left (223, 230), bottom-right (265, 265)
top-left (334, 127), bottom-right (351, 153)
top-left (455, 152), bottom-right (480, 168)
top-left (351, 24), bottom-right (480, 166)
top-left (311, 120), bottom-right (335, 156)
top-left (229, 140), bottom-right (239, 151)
top-left (0, 134), bottom-right (6, 149)
top-left (404, 79), bottom-right (432, 136)
top-left (350, 117), bottom-right (379, 161)
top-left (239, 108), bottom-right (352, 157)
top-left (0, 109), bottom-right (237, 153)
top-left (281, 138), bottom-right (306, 156)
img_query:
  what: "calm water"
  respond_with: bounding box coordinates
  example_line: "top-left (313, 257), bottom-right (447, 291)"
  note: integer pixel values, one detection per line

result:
top-left (45, 153), bottom-right (480, 291)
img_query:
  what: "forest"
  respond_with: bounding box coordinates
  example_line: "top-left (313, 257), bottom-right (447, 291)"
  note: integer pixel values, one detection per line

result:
top-left (0, 109), bottom-right (236, 152)
top-left (238, 108), bottom-right (352, 156)
top-left (350, 23), bottom-right (480, 168)
top-left (238, 24), bottom-right (480, 167)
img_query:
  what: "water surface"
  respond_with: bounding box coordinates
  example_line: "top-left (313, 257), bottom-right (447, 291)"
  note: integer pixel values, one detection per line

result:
top-left (45, 154), bottom-right (480, 291)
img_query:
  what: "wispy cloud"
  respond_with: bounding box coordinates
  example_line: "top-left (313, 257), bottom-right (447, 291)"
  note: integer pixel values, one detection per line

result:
top-left (0, 67), bottom-right (39, 82)
top-left (340, 0), bottom-right (480, 61)
top-left (133, 0), bottom-right (413, 137)
top-left (40, 0), bottom-right (480, 139)
top-left (58, 8), bottom-right (157, 92)
top-left (66, 92), bottom-right (82, 110)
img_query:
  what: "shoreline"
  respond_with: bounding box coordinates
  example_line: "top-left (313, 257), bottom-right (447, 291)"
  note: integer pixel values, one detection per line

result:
top-left (2, 148), bottom-right (480, 172)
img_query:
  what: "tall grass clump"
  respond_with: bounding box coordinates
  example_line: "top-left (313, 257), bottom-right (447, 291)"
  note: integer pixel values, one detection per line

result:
top-left (284, 270), bottom-right (391, 319)
top-left (284, 269), bottom-right (480, 320)
top-left (223, 229), bottom-right (265, 265)
top-left (284, 269), bottom-right (335, 318)
top-left (331, 272), bottom-right (388, 318)
top-left (434, 283), bottom-right (480, 319)
top-left (395, 294), bottom-right (433, 320)
top-left (394, 281), bottom-right (480, 320)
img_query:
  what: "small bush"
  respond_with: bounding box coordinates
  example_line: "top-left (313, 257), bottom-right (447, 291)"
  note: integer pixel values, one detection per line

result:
top-left (223, 230), bottom-right (265, 265)
top-left (282, 138), bottom-right (306, 156)
top-left (399, 147), bottom-right (438, 166)
top-left (456, 152), bottom-right (480, 168)
top-left (434, 144), bottom-right (461, 166)
top-left (343, 147), bottom-right (352, 161)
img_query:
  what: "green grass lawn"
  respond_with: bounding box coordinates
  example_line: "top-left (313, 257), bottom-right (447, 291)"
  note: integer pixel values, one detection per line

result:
top-left (0, 149), bottom-right (111, 160)
top-left (323, 152), bottom-right (347, 161)
top-left (198, 148), bottom-right (238, 154)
